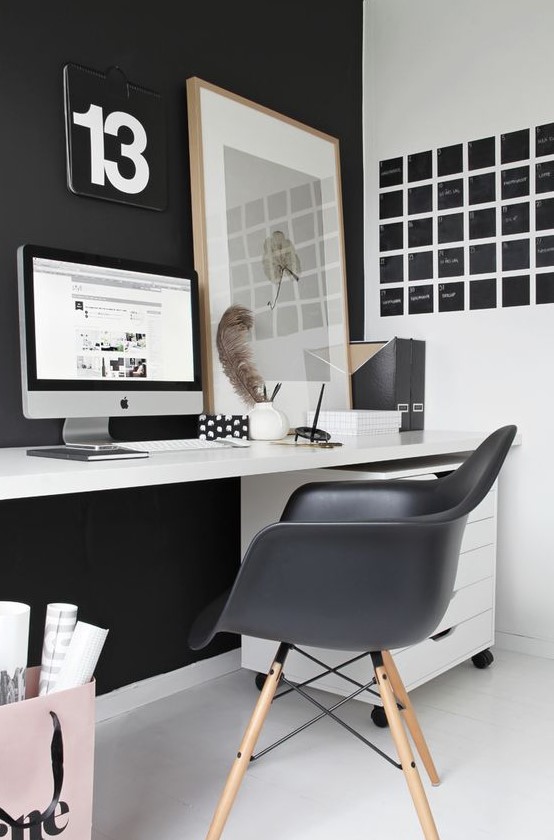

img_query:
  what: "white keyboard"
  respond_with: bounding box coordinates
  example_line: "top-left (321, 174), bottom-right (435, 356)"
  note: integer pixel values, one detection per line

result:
top-left (119, 438), bottom-right (250, 452)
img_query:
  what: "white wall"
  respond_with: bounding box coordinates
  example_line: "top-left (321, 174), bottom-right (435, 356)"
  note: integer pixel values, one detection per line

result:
top-left (363, 0), bottom-right (554, 656)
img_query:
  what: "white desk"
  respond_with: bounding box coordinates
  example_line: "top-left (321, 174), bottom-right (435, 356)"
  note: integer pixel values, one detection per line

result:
top-left (0, 430), bottom-right (495, 500)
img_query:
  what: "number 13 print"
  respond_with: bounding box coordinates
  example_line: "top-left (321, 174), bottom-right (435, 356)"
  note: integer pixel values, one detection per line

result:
top-left (64, 64), bottom-right (167, 211)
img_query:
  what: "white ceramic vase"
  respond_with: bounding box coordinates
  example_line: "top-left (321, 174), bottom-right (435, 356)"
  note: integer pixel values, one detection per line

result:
top-left (248, 401), bottom-right (288, 440)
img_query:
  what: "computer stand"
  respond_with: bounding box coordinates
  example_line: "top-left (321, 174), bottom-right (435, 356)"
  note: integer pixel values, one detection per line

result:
top-left (63, 417), bottom-right (113, 445)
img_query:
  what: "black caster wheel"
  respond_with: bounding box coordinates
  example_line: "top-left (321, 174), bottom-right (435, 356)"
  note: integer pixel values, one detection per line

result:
top-left (371, 705), bottom-right (389, 728)
top-left (471, 649), bottom-right (494, 669)
top-left (255, 672), bottom-right (267, 691)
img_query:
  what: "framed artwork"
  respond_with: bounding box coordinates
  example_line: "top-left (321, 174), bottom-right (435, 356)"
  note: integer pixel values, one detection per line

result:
top-left (186, 77), bottom-right (351, 426)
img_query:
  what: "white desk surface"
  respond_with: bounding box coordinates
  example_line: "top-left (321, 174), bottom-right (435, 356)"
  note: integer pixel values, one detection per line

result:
top-left (0, 430), bottom-right (498, 501)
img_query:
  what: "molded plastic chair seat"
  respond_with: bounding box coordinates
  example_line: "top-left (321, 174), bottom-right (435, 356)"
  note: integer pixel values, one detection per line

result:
top-left (190, 425), bottom-right (516, 840)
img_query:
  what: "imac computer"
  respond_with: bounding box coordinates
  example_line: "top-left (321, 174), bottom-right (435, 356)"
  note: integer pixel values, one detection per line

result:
top-left (18, 244), bottom-right (203, 444)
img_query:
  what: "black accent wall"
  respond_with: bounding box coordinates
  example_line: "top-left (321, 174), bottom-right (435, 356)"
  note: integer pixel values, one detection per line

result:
top-left (0, 1), bottom-right (364, 693)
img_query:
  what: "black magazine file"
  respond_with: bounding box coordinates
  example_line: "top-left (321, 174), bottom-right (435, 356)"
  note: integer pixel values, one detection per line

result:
top-left (349, 338), bottom-right (425, 431)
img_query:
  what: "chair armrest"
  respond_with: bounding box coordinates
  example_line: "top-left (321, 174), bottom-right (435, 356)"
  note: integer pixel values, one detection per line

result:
top-left (281, 479), bottom-right (446, 522)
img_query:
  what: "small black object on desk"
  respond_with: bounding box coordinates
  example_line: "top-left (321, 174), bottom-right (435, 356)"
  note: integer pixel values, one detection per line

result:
top-left (294, 384), bottom-right (335, 445)
top-left (26, 446), bottom-right (149, 462)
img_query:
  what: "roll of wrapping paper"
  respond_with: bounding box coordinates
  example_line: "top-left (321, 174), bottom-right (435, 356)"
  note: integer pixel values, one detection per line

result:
top-left (53, 621), bottom-right (108, 693)
top-left (0, 602), bottom-right (30, 704)
top-left (39, 603), bottom-right (78, 695)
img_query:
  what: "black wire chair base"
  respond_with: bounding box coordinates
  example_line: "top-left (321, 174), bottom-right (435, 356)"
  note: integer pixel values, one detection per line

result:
top-left (250, 645), bottom-right (402, 769)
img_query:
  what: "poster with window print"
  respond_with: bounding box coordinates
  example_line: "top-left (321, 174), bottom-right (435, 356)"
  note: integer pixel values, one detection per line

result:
top-left (63, 64), bottom-right (167, 210)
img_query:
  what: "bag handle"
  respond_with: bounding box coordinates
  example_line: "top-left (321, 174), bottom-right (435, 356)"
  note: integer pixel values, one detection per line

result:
top-left (0, 710), bottom-right (64, 829)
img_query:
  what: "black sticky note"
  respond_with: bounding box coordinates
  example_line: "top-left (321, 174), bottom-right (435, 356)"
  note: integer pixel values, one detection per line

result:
top-left (536, 272), bottom-right (554, 304)
top-left (438, 282), bottom-right (465, 312)
top-left (470, 243), bottom-right (497, 275)
top-left (501, 166), bottom-right (529, 199)
top-left (438, 179), bottom-right (464, 210)
top-left (408, 150), bottom-right (432, 182)
top-left (468, 136), bottom-right (495, 170)
top-left (408, 284), bottom-right (434, 314)
top-left (502, 275), bottom-right (530, 307)
top-left (502, 239), bottom-right (530, 271)
top-left (501, 129), bottom-right (529, 164)
top-left (380, 287), bottom-right (404, 316)
top-left (469, 173), bottom-right (496, 205)
top-left (408, 251), bottom-right (433, 282)
top-left (380, 254), bottom-right (404, 284)
top-left (536, 235), bottom-right (554, 268)
top-left (469, 207), bottom-right (496, 239)
top-left (438, 247), bottom-right (464, 278)
top-left (536, 123), bottom-right (554, 157)
top-left (380, 222), bottom-right (403, 252)
top-left (501, 202), bottom-right (530, 236)
top-left (408, 184), bottom-right (432, 215)
top-left (379, 190), bottom-right (403, 219)
top-left (470, 278), bottom-right (497, 310)
top-left (437, 144), bottom-right (463, 176)
top-left (408, 217), bottom-right (433, 248)
top-left (536, 161), bottom-right (554, 195)
top-left (438, 213), bottom-right (464, 243)
top-left (536, 198), bottom-right (554, 231)
top-left (380, 157), bottom-right (403, 188)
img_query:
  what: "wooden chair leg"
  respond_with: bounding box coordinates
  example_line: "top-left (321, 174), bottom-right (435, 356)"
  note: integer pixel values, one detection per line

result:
top-left (374, 659), bottom-right (441, 840)
top-left (205, 644), bottom-right (289, 840)
top-left (382, 650), bottom-right (440, 786)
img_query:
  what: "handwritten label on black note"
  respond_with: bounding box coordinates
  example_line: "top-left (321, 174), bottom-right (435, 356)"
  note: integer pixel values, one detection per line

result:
top-left (380, 287), bottom-right (404, 316)
top-left (438, 179), bottom-right (463, 210)
top-left (439, 282), bottom-right (464, 312)
top-left (380, 157), bottom-right (403, 188)
top-left (536, 235), bottom-right (554, 268)
top-left (536, 198), bottom-right (554, 230)
top-left (409, 284), bottom-right (433, 314)
top-left (501, 202), bottom-right (530, 236)
top-left (501, 165), bottom-right (529, 200)
top-left (438, 247), bottom-right (464, 278)
top-left (536, 161), bottom-right (554, 195)
top-left (536, 123), bottom-right (554, 157)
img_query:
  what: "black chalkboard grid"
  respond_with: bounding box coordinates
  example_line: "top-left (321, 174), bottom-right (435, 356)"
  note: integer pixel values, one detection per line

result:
top-left (378, 118), bottom-right (554, 317)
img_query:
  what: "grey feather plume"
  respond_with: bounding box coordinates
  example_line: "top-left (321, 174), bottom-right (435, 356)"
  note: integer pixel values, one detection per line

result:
top-left (216, 305), bottom-right (264, 407)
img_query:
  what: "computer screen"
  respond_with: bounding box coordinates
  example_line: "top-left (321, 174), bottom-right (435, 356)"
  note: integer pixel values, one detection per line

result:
top-left (18, 244), bottom-right (203, 442)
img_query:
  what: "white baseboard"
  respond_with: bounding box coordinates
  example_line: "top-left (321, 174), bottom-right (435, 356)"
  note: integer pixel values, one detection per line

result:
top-left (495, 631), bottom-right (554, 660)
top-left (95, 649), bottom-right (241, 723)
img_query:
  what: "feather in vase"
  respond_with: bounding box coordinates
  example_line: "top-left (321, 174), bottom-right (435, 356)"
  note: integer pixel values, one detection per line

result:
top-left (216, 305), bottom-right (265, 407)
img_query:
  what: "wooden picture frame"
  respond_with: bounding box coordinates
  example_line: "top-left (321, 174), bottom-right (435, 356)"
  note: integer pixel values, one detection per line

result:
top-left (187, 77), bottom-right (351, 426)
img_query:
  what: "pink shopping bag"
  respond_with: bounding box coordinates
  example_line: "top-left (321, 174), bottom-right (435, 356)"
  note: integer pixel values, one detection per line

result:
top-left (0, 667), bottom-right (95, 839)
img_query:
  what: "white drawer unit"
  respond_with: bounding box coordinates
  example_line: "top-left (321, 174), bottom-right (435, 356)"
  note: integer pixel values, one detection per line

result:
top-left (240, 454), bottom-right (498, 701)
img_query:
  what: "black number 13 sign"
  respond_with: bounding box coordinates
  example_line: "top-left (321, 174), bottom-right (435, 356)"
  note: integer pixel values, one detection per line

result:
top-left (64, 64), bottom-right (167, 211)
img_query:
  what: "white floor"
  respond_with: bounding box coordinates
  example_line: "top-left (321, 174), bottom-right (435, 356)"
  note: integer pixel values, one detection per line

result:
top-left (92, 649), bottom-right (554, 840)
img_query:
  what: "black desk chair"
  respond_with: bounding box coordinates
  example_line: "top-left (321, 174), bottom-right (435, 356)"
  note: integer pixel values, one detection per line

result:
top-left (190, 425), bottom-right (517, 840)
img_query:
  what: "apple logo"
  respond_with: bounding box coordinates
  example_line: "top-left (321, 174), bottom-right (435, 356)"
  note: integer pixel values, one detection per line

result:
top-left (120, 397), bottom-right (129, 410)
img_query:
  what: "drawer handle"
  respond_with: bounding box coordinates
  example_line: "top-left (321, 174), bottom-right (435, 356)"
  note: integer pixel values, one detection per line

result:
top-left (430, 626), bottom-right (455, 642)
